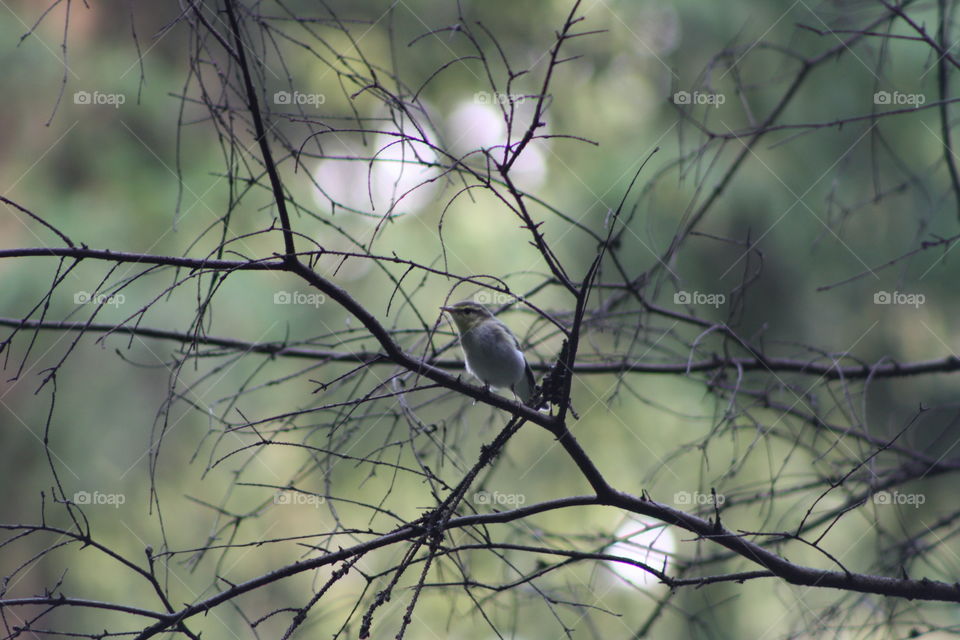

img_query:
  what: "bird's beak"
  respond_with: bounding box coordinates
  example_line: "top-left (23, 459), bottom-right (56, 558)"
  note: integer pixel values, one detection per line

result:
top-left (440, 306), bottom-right (454, 313)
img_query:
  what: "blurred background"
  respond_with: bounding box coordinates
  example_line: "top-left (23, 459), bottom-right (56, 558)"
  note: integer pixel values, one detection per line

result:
top-left (2, 0), bottom-right (959, 637)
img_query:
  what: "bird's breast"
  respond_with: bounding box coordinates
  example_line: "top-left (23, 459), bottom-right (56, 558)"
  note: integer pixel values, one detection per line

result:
top-left (461, 325), bottom-right (526, 388)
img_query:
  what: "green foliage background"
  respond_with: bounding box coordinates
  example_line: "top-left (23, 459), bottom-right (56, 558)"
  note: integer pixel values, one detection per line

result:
top-left (1, 0), bottom-right (958, 637)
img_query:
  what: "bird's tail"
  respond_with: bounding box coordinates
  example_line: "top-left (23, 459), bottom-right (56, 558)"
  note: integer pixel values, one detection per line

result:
top-left (514, 362), bottom-right (537, 406)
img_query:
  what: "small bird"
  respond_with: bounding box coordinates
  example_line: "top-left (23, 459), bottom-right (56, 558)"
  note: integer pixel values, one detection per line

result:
top-left (441, 301), bottom-right (536, 406)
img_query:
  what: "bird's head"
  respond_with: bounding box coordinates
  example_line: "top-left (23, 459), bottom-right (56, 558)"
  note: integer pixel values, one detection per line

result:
top-left (441, 301), bottom-right (494, 333)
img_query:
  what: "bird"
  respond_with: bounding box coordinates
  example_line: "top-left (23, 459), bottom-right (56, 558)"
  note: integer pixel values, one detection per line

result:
top-left (441, 301), bottom-right (536, 406)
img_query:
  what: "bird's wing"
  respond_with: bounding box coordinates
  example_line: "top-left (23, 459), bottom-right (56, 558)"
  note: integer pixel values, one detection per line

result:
top-left (494, 319), bottom-right (523, 351)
